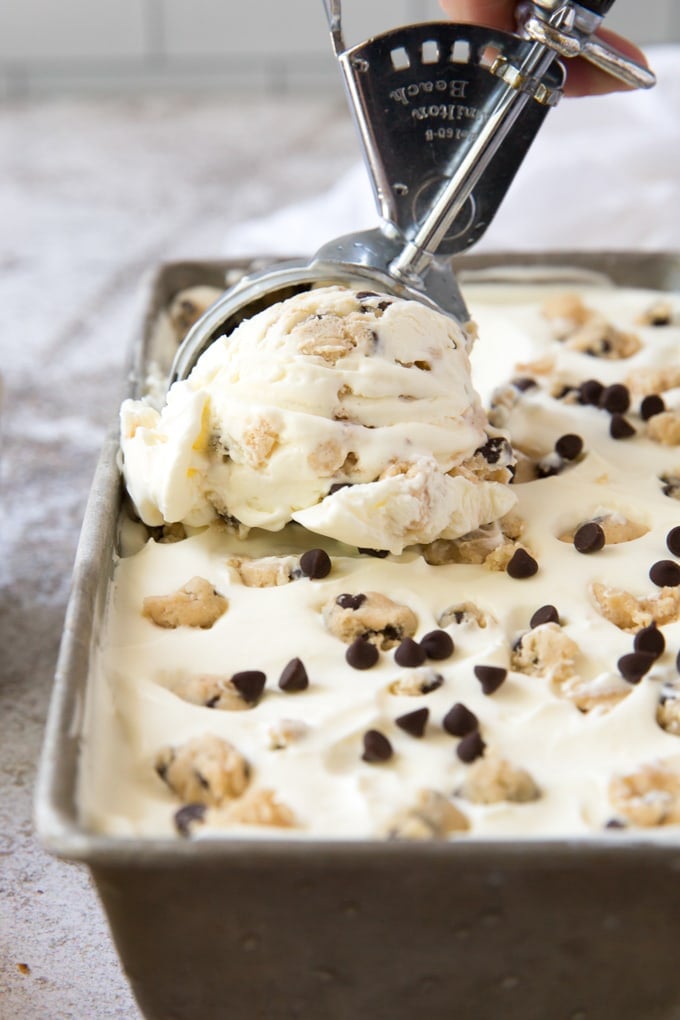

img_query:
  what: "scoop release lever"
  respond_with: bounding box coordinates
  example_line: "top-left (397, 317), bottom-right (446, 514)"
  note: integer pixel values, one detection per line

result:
top-left (322, 0), bottom-right (655, 294)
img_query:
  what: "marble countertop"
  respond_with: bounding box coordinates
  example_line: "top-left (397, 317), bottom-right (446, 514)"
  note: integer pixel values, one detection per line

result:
top-left (0, 94), bottom-right (356, 1019)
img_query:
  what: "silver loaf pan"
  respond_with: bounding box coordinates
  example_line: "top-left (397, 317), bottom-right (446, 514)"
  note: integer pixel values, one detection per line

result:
top-left (36, 252), bottom-right (680, 1020)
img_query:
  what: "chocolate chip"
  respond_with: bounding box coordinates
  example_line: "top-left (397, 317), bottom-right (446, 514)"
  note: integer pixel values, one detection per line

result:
top-left (666, 527), bottom-right (680, 558)
top-left (329, 482), bottom-right (351, 494)
top-left (419, 629), bottom-right (454, 660)
top-left (600, 383), bottom-right (630, 415)
top-left (299, 548), bottom-right (331, 579)
top-left (278, 657), bottom-right (309, 692)
top-left (232, 670), bottom-right (267, 704)
top-left (362, 729), bottom-right (393, 762)
top-left (395, 707), bottom-right (429, 738)
top-left (650, 560), bottom-right (680, 587)
top-left (506, 548), bottom-right (538, 579)
top-left (377, 300), bottom-right (392, 312)
top-left (457, 730), bottom-right (486, 764)
top-left (355, 290), bottom-right (378, 299)
top-left (174, 803), bottom-right (206, 837)
top-left (640, 394), bottom-right (666, 420)
top-left (512, 376), bottom-right (538, 392)
top-left (476, 436), bottom-right (512, 465)
top-left (530, 604), bottom-right (560, 628)
top-left (358, 547), bottom-right (390, 558)
top-left (634, 623), bottom-right (665, 659)
top-left (346, 637), bottom-right (379, 670)
top-left (579, 378), bottom-right (604, 406)
top-left (574, 522), bottom-right (605, 554)
top-left (443, 702), bottom-right (478, 737)
top-left (555, 433), bottom-right (583, 460)
top-left (337, 593), bottom-right (366, 610)
top-left (617, 651), bottom-right (655, 684)
top-left (609, 414), bottom-right (636, 440)
top-left (605, 818), bottom-right (627, 830)
top-left (394, 637), bottom-right (427, 667)
top-left (474, 664), bottom-right (507, 695)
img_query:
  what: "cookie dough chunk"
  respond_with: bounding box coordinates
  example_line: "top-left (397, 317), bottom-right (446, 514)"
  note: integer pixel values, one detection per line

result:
top-left (488, 382), bottom-right (522, 428)
top-left (625, 365), bottom-right (680, 398)
top-left (323, 591), bottom-right (417, 650)
top-left (460, 755), bottom-right (541, 805)
top-left (656, 688), bottom-right (680, 736)
top-left (143, 576), bottom-right (227, 629)
top-left (267, 718), bottom-right (310, 750)
top-left (559, 674), bottom-right (630, 714)
top-left (388, 789), bottom-right (469, 839)
top-left (228, 555), bottom-right (299, 587)
top-left (291, 310), bottom-right (377, 364)
top-left (511, 622), bottom-right (579, 685)
top-left (423, 525), bottom-right (504, 566)
top-left (388, 668), bottom-right (444, 697)
top-left (240, 417), bottom-right (280, 468)
top-left (558, 513), bottom-right (648, 545)
top-left (163, 672), bottom-right (263, 711)
top-left (155, 733), bottom-right (250, 806)
top-left (647, 411), bottom-right (680, 447)
top-left (437, 602), bottom-right (494, 629)
top-left (564, 319), bottom-right (641, 359)
top-left (637, 299), bottom-right (675, 326)
top-left (483, 540), bottom-right (523, 573)
top-left (424, 512), bottom-right (525, 568)
top-left (455, 434), bottom-right (515, 486)
top-left (609, 761), bottom-right (680, 827)
top-left (660, 473), bottom-right (680, 500)
top-left (541, 292), bottom-right (594, 339)
top-left (591, 581), bottom-right (680, 632)
top-left (222, 788), bottom-right (296, 828)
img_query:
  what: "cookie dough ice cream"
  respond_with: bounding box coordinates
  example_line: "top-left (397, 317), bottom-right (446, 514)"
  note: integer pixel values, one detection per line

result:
top-left (81, 279), bottom-right (680, 842)
top-left (120, 286), bottom-right (516, 554)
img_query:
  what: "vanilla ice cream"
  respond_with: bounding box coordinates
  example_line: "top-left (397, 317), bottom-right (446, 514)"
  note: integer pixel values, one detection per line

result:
top-left (81, 279), bottom-right (680, 842)
top-left (120, 286), bottom-right (516, 554)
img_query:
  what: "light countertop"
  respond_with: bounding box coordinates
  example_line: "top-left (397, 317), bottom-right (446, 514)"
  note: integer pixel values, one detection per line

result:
top-left (0, 94), bottom-right (356, 1020)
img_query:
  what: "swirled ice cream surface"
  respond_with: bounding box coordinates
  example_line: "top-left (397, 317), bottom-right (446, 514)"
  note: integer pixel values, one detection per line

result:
top-left (81, 280), bottom-right (680, 841)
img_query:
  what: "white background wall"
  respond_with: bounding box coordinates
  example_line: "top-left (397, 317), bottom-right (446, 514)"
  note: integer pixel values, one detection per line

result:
top-left (0, 0), bottom-right (677, 99)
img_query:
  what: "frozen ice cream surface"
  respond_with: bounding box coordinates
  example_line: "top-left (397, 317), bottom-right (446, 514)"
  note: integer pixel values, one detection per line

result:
top-left (82, 279), bottom-right (680, 841)
top-left (120, 285), bottom-right (516, 554)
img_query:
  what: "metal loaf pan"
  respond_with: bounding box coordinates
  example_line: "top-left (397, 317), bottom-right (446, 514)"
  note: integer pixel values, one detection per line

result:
top-left (36, 252), bottom-right (680, 1020)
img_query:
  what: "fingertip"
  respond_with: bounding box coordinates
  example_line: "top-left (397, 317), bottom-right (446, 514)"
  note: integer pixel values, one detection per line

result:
top-left (563, 30), bottom-right (651, 97)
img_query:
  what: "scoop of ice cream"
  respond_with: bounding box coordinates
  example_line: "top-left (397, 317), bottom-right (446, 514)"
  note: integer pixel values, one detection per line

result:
top-left (120, 285), bottom-right (516, 553)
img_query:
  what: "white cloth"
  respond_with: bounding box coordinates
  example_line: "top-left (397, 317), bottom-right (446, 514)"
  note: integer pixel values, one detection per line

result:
top-left (224, 45), bottom-right (680, 256)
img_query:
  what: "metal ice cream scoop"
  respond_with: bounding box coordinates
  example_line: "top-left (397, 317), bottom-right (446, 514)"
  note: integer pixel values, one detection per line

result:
top-left (170, 0), bottom-right (654, 385)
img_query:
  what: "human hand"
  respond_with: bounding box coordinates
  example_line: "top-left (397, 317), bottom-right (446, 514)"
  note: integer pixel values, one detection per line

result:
top-left (438, 0), bottom-right (650, 96)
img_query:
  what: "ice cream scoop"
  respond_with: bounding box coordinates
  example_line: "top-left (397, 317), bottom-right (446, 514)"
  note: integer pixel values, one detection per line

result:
top-left (169, 0), bottom-right (653, 385)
